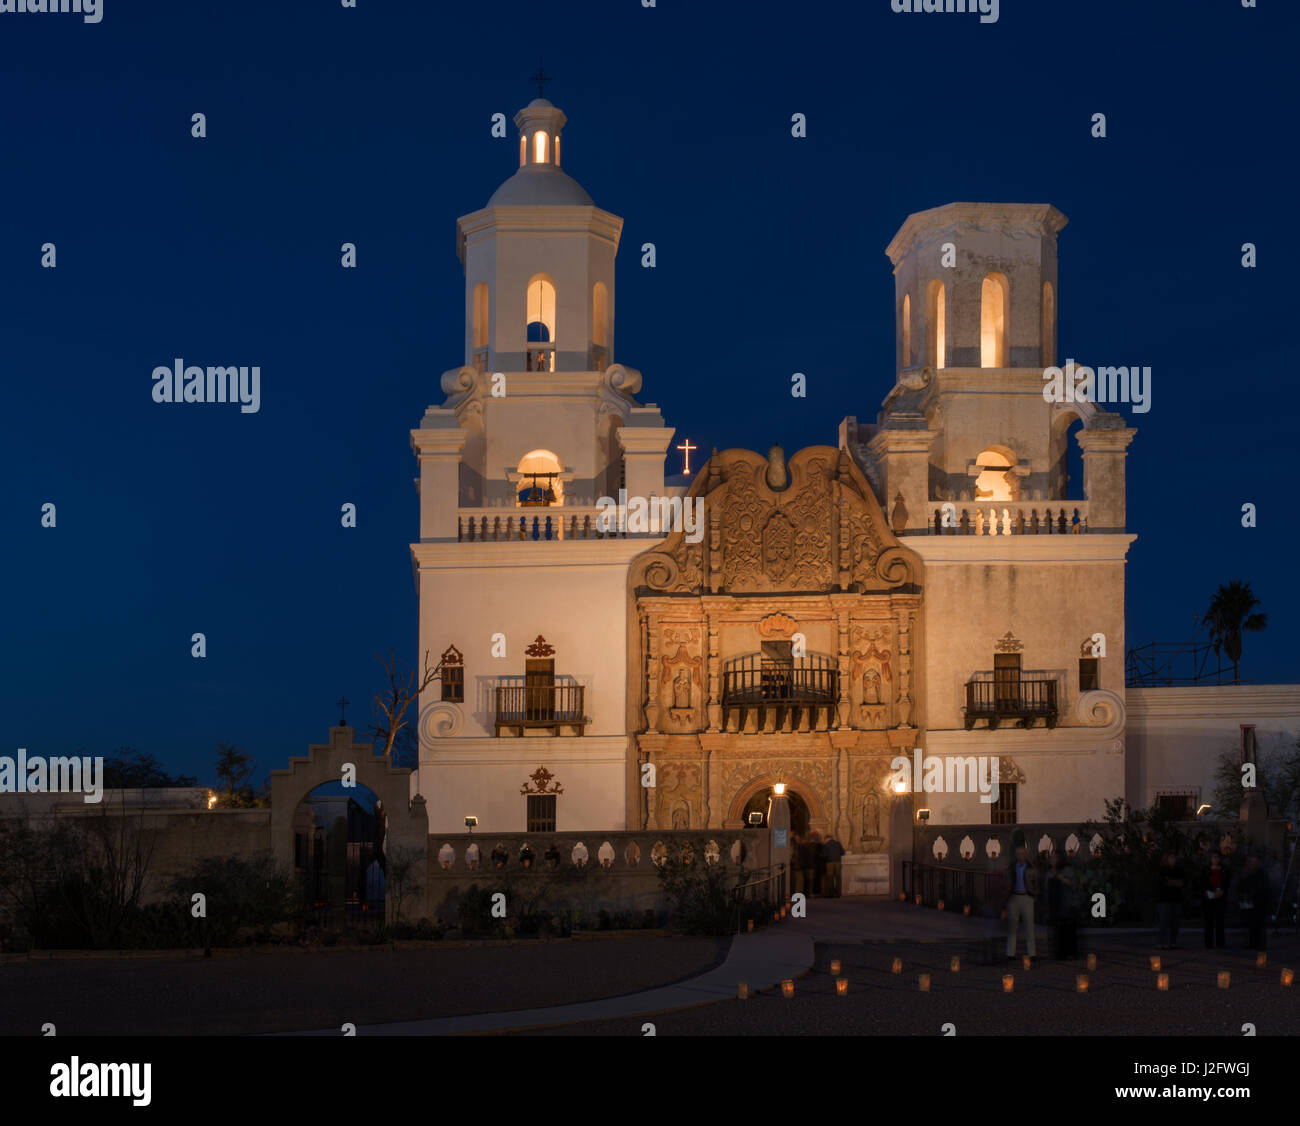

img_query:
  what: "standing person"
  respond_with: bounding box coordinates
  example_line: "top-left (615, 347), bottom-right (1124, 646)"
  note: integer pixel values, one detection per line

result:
top-left (810, 830), bottom-right (825, 897)
top-left (789, 833), bottom-right (804, 898)
top-left (822, 832), bottom-right (845, 898)
top-left (1155, 849), bottom-right (1185, 950)
top-left (797, 832), bottom-right (815, 900)
top-left (1238, 853), bottom-right (1269, 951)
top-left (1197, 851), bottom-right (1229, 949)
top-left (1048, 851), bottom-right (1079, 959)
top-left (1005, 844), bottom-right (1040, 961)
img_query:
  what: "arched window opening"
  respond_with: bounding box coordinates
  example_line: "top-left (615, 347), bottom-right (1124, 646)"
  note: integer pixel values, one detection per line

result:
top-left (471, 282), bottom-right (489, 371)
top-left (554, 135), bottom-right (561, 167)
top-left (1042, 281), bottom-right (1056, 367)
top-left (533, 130), bottom-right (548, 164)
top-left (981, 272), bottom-right (1009, 368)
top-left (902, 293), bottom-right (912, 367)
top-left (973, 447), bottom-right (1015, 503)
top-left (526, 276), bottom-right (556, 372)
top-left (592, 281), bottom-right (608, 369)
top-left (515, 449), bottom-right (565, 507)
top-left (927, 280), bottom-right (946, 369)
top-left (519, 134), bottom-right (526, 168)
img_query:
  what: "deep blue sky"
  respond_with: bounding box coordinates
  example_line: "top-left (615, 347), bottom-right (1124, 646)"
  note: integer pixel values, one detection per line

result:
top-left (4, 0), bottom-right (1296, 784)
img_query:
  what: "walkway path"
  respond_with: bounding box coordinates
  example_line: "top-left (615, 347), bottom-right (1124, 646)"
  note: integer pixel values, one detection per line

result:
top-left (286, 899), bottom-right (1013, 1035)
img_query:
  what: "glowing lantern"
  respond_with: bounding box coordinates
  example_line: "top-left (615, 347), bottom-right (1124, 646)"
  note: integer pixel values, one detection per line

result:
top-left (738, 982), bottom-right (749, 1000)
top-left (937, 899), bottom-right (945, 911)
top-left (950, 956), bottom-right (960, 972)
top-left (1086, 954), bottom-right (1097, 971)
top-left (918, 973), bottom-right (931, 992)
top-left (830, 959), bottom-right (841, 976)
top-left (781, 980), bottom-right (794, 999)
top-left (1157, 973), bottom-right (1169, 991)
top-left (1281, 968), bottom-right (1294, 987)
top-left (1076, 975), bottom-right (1089, 993)
top-left (1256, 952), bottom-right (1267, 968)
top-left (891, 957), bottom-right (903, 974)
top-left (1217, 972), bottom-right (1231, 990)
top-left (1002, 975), bottom-right (1014, 993)
top-left (1022, 955), bottom-right (1031, 971)
top-left (836, 978), bottom-right (848, 996)
top-left (1149, 956), bottom-right (1161, 972)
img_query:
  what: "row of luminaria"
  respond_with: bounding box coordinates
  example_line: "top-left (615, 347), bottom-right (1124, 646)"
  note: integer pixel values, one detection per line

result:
top-left (437, 838), bottom-right (744, 871)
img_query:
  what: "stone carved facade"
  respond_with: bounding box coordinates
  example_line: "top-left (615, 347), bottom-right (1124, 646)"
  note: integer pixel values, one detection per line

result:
top-left (628, 446), bottom-right (924, 839)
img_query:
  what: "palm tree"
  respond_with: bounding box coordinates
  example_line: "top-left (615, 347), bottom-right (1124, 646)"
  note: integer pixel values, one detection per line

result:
top-left (1202, 581), bottom-right (1267, 685)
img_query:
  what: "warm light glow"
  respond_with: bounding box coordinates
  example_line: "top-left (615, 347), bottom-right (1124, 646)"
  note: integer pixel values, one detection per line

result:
top-left (1002, 975), bottom-right (1014, 993)
top-left (206, 791), bottom-right (217, 810)
top-left (980, 272), bottom-right (1009, 368)
top-left (1282, 969), bottom-right (1294, 986)
top-left (1076, 975), bottom-right (1089, 993)
top-left (1150, 956), bottom-right (1161, 972)
top-left (526, 276), bottom-right (556, 343)
top-left (950, 957), bottom-right (960, 972)
top-left (738, 981), bottom-right (749, 999)
top-left (781, 980), bottom-right (794, 999)
top-left (914, 893), bottom-right (922, 905)
top-left (974, 448), bottom-right (1015, 503)
top-left (534, 130), bottom-right (548, 163)
top-left (472, 282), bottom-right (489, 349)
top-left (962, 904), bottom-right (971, 916)
top-left (891, 958), bottom-right (903, 974)
top-left (836, 978), bottom-right (848, 996)
top-left (830, 958), bottom-right (841, 975)
top-left (936, 899), bottom-right (945, 911)
top-left (773, 782), bottom-right (786, 796)
top-left (1217, 971), bottom-right (1231, 989)
top-left (1157, 973), bottom-right (1170, 991)
top-left (893, 778), bottom-right (907, 794)
top-left (902, 293), bottom-right (911, 367)
top-left (928, 280), bottom-right (946, 369)
top-left (1041, 281), bottom-right (1055, 366)
top-left (1256, 952), bottom-right (1267, 968)
top-left (1022, 955), bottom-right (1031, 971)
top-left (918, 974), bottom-right (931, 993)
top-left (746, 919), bottom-right (754, 933)
top-left (592, 281), bottom-right (608, 350)
top-left (1086, 954), bottom-right (1098, 972)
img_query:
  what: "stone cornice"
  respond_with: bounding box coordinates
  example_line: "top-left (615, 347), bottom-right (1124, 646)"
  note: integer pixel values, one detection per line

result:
top-left (886, 202), bottom-right (1068, 266)
top-left (411, 539), bottom-right (662, 567)
top-left (905, 533), bottom-right (1136, 564)
top-left (423, 735), bottom-right (629, 764)
top-left (924, 727), bottom-right (1123, 756)
top-left (410, 428), bottom-right (469, 457)
top-left (457, 205), bottom-right (624, 262)
top-left (1127, 685), bottom-right (1300, 718)
top-left (618, 427), bottom-right (675, 456)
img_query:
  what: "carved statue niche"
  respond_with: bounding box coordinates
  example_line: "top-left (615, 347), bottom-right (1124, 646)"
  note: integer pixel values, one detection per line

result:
top-left (859, 791), bottom-right (884, 853)
top-left (654, 762), bottom-right (701, 830)
top-left (660, 643), bottom-right (704, 728)
top-left (851, 642), bottom-right (892, 729)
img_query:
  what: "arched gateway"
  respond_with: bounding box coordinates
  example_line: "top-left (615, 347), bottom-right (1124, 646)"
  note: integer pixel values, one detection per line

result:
top-left (626, 444), bottom-right (924, 885)
top-left (270, 725), bottom-right (429, 924)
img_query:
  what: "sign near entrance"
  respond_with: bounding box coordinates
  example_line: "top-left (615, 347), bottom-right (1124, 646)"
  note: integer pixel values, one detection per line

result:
top-left (774, 828), bottom-right (787, 847)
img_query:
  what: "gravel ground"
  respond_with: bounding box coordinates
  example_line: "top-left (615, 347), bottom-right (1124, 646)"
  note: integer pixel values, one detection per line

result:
top-left (524, 933), bottom-right (1300, 1037)
top-left (0, 933), bottom-right (729, 1036)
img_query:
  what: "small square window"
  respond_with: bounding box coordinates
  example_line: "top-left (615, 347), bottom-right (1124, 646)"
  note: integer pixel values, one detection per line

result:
top-left (441, 665), bottom-right (464, 703)
top-left (1079, 657), bottom-right (1099, 692)
top-left (526, 794), bottom-right (556, 833)
top-left (991, 782), bottom-right (1017, 826)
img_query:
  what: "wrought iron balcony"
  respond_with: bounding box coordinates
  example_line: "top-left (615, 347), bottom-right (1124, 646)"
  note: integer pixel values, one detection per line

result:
top-left (494, 683), bottom-right (587, 736)
top-left (721, 652), bottom-right (839, 732)
top-left (963, 676), bottom-right (1058, 730)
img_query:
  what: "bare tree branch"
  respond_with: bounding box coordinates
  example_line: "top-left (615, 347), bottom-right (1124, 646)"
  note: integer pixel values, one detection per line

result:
top-left (371, 648), bottom-right (441, 757)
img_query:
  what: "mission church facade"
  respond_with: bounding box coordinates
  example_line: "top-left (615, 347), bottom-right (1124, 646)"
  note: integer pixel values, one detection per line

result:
top-left (407, 95), bottom-right (1290, 878)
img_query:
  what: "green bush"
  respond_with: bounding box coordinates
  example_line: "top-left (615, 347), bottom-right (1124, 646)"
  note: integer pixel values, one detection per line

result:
top-left (657, 855), bottom-right (732, 936)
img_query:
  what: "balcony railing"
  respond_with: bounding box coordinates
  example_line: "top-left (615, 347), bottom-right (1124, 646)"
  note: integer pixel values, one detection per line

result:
top-left (963, 676), bottom-right (1058, 730)
top-left (458, 507), bottom-right (624, 542)
top-left (929, 504), bottom-right (1089, 536)
top-left (721, 653), bottom-right (839, 732)
top-left (495, 683), bottom-right (587, 736)
top-left (526, 344), bottom-right (555, 372)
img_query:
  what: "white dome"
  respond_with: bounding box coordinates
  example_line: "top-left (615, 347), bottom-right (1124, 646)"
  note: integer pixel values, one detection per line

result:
top-left (488, 165), bottom-right (593, 207)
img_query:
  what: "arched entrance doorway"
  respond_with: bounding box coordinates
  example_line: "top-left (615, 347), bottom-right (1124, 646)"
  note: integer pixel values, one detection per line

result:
top-left (741, 786), bottom-right (811, 836)
top-left (293, 781), bottom-right (387, 926)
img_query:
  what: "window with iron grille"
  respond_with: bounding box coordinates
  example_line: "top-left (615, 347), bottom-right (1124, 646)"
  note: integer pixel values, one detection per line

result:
top-left (526, 794), bottom-right (556, 833)
top-left (991, 782), bottom-right (1017, 826)
top-left (441, 664), bottom-right (464, 703)
top-left (1079, 657), bottom-right (1099, 692)
top-left (1155, 789), bottom-right (1197, 820)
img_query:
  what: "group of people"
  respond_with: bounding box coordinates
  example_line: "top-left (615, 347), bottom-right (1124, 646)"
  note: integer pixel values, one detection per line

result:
top-left (1002, 842), bottom-right (1272, 962)
top-left (788, 830), bottom-right (846, 898)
